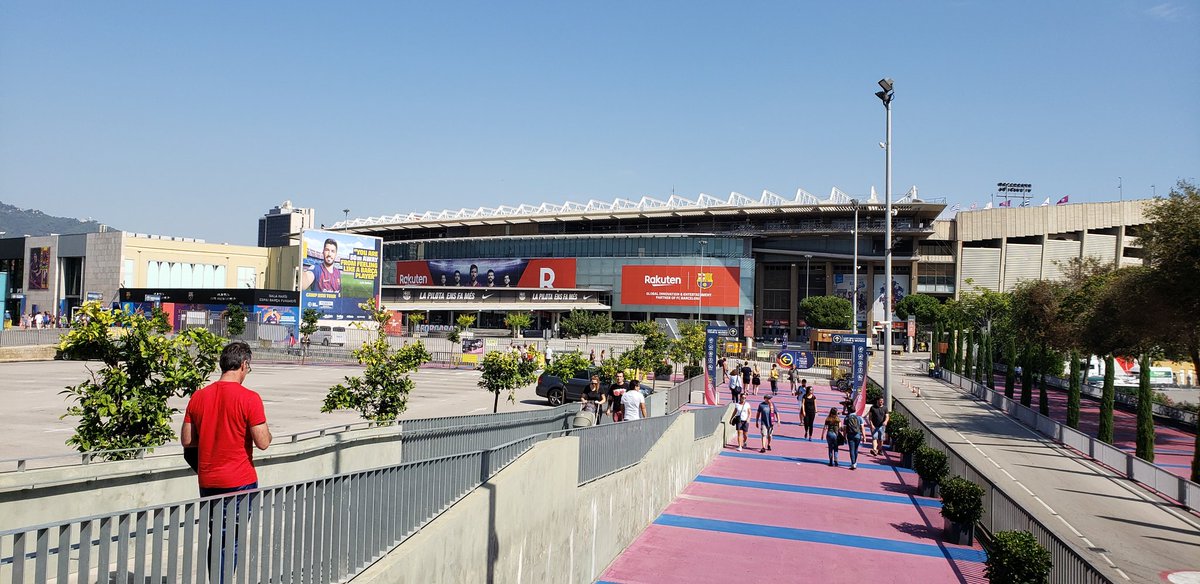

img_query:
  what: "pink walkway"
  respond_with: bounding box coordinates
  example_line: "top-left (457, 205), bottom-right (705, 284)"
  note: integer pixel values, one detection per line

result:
top-left (600, 383), bottom-right (987, 584)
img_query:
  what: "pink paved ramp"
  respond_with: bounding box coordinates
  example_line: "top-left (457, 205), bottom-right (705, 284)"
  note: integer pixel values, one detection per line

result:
top-left (600, 384), bottom-right (987, 584)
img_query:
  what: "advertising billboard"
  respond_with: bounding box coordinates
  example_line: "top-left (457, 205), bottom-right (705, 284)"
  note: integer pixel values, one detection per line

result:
top-left (300, 229), bottom-right (382, 321)
top-left (28, 247), bottom-right (50, 290)
top-left (393, 258), bottom-right (576, 288)
top-left (870, 275), bottom-right (910, 324)
top-left (833, 273), bottom-right (868, 322)
top-left (621, 265), bottom-right (740, 307)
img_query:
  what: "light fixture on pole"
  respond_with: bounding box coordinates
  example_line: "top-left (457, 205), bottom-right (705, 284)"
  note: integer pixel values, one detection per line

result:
top-left (698, 239), bottom-right (708, 323)
top-left (876, 77), bottom-right (894, 410)
top-left (804, 254), bottom-right (813, 299)
top-left (849, 198), bottom-right (860, 335)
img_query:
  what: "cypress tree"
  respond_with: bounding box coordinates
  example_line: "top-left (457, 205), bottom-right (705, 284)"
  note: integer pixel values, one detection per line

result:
top-left (1135, 354), bottom-right (1155, 462)
top-left (1020, 346), bottom-right (1034, 408)
top-left (1004, 338), bottom-right (1016, 399)
top-left (964, 329), bottom-right (975, 381)
top-left (1098, 354), bottom-right (1116, 444)
top-left (1066, 350), bottom-right (1081, 429)
top-left (1038, 351), bottom-right (1050, 416)
top-left (947, 329), bottom-right (958, 373)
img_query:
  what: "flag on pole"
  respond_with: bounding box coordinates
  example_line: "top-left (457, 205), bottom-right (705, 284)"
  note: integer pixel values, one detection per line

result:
top-left (970, 202), bottom-right (977, 210)
top-left (1040, 197), bottom-right (1050, 206)
top-left (1056, 195), bottom-right (1069, 205)
top-left (950, 203), bottom-right (961, 213)
top-left (999, 200), bottom-right (1012, 208)
top-left (984, 202), bottom-right (993, 209)
top-left (1019, 200), bottom-right (1030, 207)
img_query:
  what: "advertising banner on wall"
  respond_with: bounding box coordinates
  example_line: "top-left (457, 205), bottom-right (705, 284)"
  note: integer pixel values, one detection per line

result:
top-left (833, 273), bottom-right (868, 321)
top-left (393, 258), bottom-right (576, 289)
top-left (28, 247), bottom-right (50, 290)
top-left (300, 229), bottom-right (382, 321)
top-left (870, 275), bottom-right (910, 324)
top-left (621, 265), bottom-right (740, 307)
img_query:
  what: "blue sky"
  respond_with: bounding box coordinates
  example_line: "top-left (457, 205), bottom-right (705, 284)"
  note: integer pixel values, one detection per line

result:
top-left (1, 1), bottom-right (1197, 244)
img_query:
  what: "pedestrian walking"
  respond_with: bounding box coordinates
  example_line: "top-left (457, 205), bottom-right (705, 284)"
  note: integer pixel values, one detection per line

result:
top-left (751, 364), bottom-right (762, 395)
top-left (731, 394), bottom-right (751, 451)
top-left (755, 394), bottom-right (776, 453)
top-left (844, 409), bottom-right (864, 470)
top-left (740, 362), bottom-right (752, 392)
top-left (768, 363), bottom-right (779, 395)
top-left (584, 375), bottom-right (607, 423)
top-left (728, 370), bottom-right (743, 403)
top-left (590, 348), bottom-right (596, 364)
top-left (800, 385), bottom-right (818, 440)
top-left (622, 379), bottom-right (648, 421)
top-left (788, 366), bottom-right (798, 394)
top-left (822, 407), bottom-right (842, 467)
top-left (718, 356), bottom-right (727, 385)
top-left (867, 397), bottom-right (890, 456)
top-left (609, 371), bottom-right (627, 421)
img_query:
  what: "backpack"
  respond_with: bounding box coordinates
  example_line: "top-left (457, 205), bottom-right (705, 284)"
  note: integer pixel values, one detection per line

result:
top-left (845, 414), bottom-right (862, 438)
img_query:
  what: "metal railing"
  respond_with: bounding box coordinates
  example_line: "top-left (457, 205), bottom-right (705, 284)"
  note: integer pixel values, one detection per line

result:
top-left (690, 405), bottom-right (730, 441)
top-left (942, 370), bottom-right (1199, 510)
top-left (0, 380), bottom-right (721, 584)
top-left (0, 329), bottom-right (65, 348)
top-left (992, 363), bottom-right (1197, 426)
top-left (890, 395), bottom-right (1115, 584)
top-left (666, 375), bottom-right (704, 413)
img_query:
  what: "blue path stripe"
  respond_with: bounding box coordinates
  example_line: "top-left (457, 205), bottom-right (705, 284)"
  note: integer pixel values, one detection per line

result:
top-left (719, 450), bottom-right (916, 473)
top-left (654, 514), bottom-right (988, 563)
top-left (694, 474), bottom-right (941, 508)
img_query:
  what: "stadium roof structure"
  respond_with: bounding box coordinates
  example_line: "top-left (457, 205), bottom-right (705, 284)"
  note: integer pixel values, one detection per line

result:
top-left (331, 186), bottom-right (937, 233)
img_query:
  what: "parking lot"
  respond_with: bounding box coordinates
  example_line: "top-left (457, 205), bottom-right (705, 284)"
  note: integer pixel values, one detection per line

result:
top-left (0, 360), bottom-right (550, 462)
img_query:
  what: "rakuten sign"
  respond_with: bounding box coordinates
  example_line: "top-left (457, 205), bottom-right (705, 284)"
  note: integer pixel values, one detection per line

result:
top-left (621, 265), bottom-right (740, 307)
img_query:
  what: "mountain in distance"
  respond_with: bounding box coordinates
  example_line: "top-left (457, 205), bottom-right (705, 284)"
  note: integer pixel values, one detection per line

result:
top-left (0, 201), bottom-right (110, 237)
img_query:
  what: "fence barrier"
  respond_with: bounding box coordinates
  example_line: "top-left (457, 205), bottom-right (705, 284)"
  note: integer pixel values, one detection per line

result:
top-left (941, 369), bottom-right (1199, 511)
top-left (890, 393), bottom-right (1115, 584)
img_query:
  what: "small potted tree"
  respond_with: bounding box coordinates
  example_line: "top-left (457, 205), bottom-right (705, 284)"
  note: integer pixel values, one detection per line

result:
top-left (939, 475), bottom-right (985, 545)
top-left (913, 445), bottom-right (949, 497)
top-left (885, 410), bottom-right (910, 450)
top-left (985, 530), bottom-right (1052, 584)
top-left (891, 426), bottom-right (925, 468)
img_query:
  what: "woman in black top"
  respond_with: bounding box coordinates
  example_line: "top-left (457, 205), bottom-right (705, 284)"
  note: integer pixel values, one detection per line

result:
top-left (800, 386), bottom-right (818, 441)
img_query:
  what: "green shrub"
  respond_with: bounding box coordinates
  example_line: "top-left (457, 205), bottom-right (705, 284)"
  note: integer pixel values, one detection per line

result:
top-left (892, 427), bottom-right (925, 454)
top-left (985, 530), bottom-right (1051, 584)
top-left (545, 351), bottom-right (590, 381)
top-left (682, 364), bottom-right (704, 379)
top-left (886, 410), bottom-right (910, 437)
top-left (939, 476), bottom-right (985, 525)
top-left (913, 445), bottom-right (950, 485)
top-left (866, 382), bottom-right (882, 404)
top-left (654, 362), bottom-right (674, 378)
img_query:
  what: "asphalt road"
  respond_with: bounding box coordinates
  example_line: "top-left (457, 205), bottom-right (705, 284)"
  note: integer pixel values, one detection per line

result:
top-left (877, 354), bottom-right (1200, 583)
top-left (0, 360), bottom-right (552, 464)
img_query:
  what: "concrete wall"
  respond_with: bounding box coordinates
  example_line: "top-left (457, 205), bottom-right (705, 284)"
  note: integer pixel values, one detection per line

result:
top-left (0, 424), bottom-right (404, 531)
top-left (121, 234), bottom-right (272, 289)
top-left (353, 409), bottom-right (729, 584)
top-left (84, 231), bottom-right (123, 305)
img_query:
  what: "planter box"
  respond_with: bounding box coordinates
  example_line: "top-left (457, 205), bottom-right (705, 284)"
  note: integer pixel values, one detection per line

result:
top-left (900, 451), bottom-right (914, 468)
top-left (918, 477), bottom-right (940, 498)
top-left (943, 517), bottom-right (975, 546)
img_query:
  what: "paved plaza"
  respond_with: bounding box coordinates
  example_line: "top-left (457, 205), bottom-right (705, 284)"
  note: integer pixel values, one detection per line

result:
top-left (0, 360), bottom-right (548, 464)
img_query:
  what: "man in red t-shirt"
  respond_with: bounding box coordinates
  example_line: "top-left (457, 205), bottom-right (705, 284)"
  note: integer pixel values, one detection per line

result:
top-left (182, 341), bottom-right (272, 496)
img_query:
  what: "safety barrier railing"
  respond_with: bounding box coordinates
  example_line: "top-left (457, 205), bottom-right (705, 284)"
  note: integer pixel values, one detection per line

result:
top-left (0, 329), bottom-right (65, 348)
top-left (0, 390), bottom-right (721, 583)
top-left (690, 405), bottom-right (730, 441)
top-left (666, 375), bottom-right (704, 413)
top-left (890, 395), bottom-right (1115, 584)
top-left (941, 370), bottom-right (1199, 510)
top-left (992, 364), bottom-right (1197, 426)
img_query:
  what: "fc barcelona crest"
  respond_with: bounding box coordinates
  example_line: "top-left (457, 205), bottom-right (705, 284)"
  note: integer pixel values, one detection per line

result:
top-left (696, 272), bottom-right (714, 290)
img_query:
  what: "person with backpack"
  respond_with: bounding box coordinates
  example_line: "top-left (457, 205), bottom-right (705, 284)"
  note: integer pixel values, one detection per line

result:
top-left (728, 370), bottom-right (743, 403)
top-left (843, 409), bottom-right (865, 470)
top-left (822, 407), bottom-right (842, 467)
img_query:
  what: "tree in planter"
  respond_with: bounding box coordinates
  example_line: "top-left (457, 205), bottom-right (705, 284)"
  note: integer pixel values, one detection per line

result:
top-left (670, 321), bottom-right (706, 379)
top-left (478, 348), bottom-right (541, 413)
top-left (456, 314), bottom-right (477, 333)
top-left (406, 311), bottom-right (426, 335)
top-left (632, 321), bottom-right (672, 389)
top-left (985, 530), bottom-right (1052, 584)
top-left (321, 299), bottom-right (432, 421)
top-left (891, 427), bottom-right (925, 468)
top-left (913, 445), bottom-right (950, 497)
top-left (885, 410), bottom-right (910, 440)
top-left (544, 350), bottom-right (590, 382)
top-left (503, 311), bottom-right (532, 339)
top-left (222, 303), bottom-right (249, 337)
top-left (299, 308), bottom-right (320, 364)
top-left (59, 302), bottom-right (225, 460)
top-left (939, 476), bottom-right (985, 545)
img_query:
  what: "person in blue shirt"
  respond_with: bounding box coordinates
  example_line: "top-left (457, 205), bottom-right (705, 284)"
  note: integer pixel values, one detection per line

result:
top-left (754, 394), bottom-right (777, 453)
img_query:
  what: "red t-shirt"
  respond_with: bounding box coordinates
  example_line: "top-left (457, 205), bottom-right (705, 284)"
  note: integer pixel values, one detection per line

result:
top-left (184, 381), bottom-right (267, 489)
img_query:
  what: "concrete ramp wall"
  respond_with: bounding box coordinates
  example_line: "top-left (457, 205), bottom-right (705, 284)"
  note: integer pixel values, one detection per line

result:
top-left (353, 411), bottom-right (728, 584)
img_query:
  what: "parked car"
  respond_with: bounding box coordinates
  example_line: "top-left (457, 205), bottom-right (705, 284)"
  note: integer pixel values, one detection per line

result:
top-left (309, 325), bottom-right (347, 347)
top-left (536, 368), bottom-right (598, 406)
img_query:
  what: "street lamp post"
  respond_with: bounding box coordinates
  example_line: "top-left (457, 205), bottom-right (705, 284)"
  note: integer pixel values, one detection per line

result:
top-left (804, 254), bottom-right (813, 299)
top-left (876, 77), bottom-right (894, 409)
top-left (698, 240), bottom-right (708, 323)
top-left (850, 199), bottom-right (860, 334)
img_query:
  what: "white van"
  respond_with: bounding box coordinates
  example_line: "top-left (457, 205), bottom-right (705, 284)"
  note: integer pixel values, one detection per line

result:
top-left (309, 325), bottom-right (347, 346)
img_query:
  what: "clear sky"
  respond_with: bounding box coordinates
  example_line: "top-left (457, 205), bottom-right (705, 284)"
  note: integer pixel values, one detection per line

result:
top-left (1, 1), bottom-right (1197, 244)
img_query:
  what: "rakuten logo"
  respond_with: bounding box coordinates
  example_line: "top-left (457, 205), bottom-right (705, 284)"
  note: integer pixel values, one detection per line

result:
top-left (644, 275), bottom-right (682, 287)
top-left (397, 274), bottom-right (430, 286)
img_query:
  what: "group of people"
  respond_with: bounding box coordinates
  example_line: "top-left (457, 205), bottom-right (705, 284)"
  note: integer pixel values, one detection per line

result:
top-left (579, 371), bottom-right (648, 422)
top-left (720, 357), bottom-right (810, 397)
top-left (20, 311), bottom-right (64, 329)
top-left (727, 376), bottom-right (891, 471)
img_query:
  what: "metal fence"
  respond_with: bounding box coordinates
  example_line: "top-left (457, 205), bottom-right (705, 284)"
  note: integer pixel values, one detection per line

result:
top-left (890, 395), bottom-right (1115, 584)
top-left (0, 329), bottom-right (65, 348)
top-left (666, 375), bottom-right (704, 413)
top-left (0, 381), bottom-right (721, 584)
top-left (690, 405), bottom-right (730, 441)
top-left (942, 370), bottom-right (1199, 511)
top-left (992, 364), bottom-right (1197, 427)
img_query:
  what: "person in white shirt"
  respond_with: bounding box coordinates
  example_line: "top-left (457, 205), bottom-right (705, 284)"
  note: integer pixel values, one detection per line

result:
top-left (731, 394), bottom-right (752, 451)
top-left (621, 380), bottom-right (648, 421)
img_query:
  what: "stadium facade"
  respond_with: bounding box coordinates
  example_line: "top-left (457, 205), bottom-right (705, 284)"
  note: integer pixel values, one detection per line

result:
top-left (332, 189), bottom-right (1151, 341)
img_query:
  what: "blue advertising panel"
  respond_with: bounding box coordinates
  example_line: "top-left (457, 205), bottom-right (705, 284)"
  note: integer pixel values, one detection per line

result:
top-left (704, 325), bottom-right (739, 405)
top-left (775, 350), bottom-right (815, 370)
top-left (300, 229), bottom-right (382, 321)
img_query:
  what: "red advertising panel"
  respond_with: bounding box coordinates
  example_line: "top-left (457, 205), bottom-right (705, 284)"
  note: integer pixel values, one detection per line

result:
top-left (394, 258), bottom-right (576, 289)
top-left (621, 265), bottom-right (741, 307)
